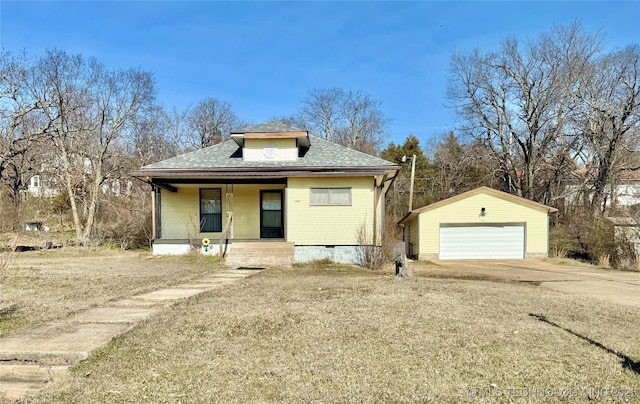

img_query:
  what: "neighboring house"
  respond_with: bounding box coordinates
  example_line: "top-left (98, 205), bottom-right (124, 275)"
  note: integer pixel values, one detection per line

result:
top-left (131, 121), bottom-right (399, 266)
top-left (606, 216), bottom-right (640, 255)
top-left (609, 169), bottom-right (640, 207)
top-left (564, 168), bottom-right (640, 209)
top-left (26, 159), bottom-right (132, 198)
top-left (26, 175), bottom-right (59, 197)
top-left (398, 186), bottom-right (558, 260)
top-left (100, 179), bottom-right (133, 197)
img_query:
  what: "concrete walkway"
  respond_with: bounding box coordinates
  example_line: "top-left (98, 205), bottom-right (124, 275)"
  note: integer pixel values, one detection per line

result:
top-left (0, 268), bottom-right (261, 401)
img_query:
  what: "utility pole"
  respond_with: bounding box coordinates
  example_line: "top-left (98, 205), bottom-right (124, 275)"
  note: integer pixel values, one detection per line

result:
top-left (402, 154), bottom-right (416, 211)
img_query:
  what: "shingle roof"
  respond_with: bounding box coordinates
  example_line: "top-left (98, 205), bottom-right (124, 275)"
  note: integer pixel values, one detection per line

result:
top-left (231, 121), bottom-right (304, 134)
top-left (134, 134), bottom-right (397, 174)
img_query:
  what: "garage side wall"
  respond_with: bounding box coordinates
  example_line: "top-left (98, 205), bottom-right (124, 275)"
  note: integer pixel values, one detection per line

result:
top-left (404, 216), bottom-right (420, 258)
top-left (417, 193), bottom-right (549, 260)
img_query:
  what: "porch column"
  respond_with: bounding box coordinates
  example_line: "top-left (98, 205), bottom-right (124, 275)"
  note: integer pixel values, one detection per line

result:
top-left (153, 185), bottom-right (161, 239)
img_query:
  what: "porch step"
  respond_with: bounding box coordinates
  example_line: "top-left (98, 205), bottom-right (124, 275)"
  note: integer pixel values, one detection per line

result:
top-left (225, 242), bottom-right (294, 268)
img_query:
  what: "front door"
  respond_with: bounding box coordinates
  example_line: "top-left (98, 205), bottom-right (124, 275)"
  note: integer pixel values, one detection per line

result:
top-left (260, 190), bottom-right (284, 238)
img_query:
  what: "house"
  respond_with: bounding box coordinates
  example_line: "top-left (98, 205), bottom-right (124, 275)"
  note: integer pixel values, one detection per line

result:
top-left (26, 157), bottom-right (132, 198)
top-left (564, 168), bottom-right (640, 209)
top-left (26, 175), bottom-right (59, 197)
top-left (606, 216), bottom-right (640, 256)
top-left (131, 121), bottom-right (399, 266)
top-left (398, 186), bottom-right (558, 260)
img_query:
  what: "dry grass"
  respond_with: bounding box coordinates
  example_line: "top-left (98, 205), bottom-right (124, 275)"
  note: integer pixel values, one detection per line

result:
top-left (615, 257), bottom-right (640, 272)
top-left (598, 254), bottom-right (612, 269)
top-left (542, 256), bottom-right (596, 268)
top-left (0, 248), bottom-right (223, 337)
top-left (0, 236), bottom-right (17, 283)
top-left (26, 264), bottom-right (640, 403)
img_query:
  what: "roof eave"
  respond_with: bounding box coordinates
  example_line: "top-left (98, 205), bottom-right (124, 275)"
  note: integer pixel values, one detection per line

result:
top-left (398, 211), bottom-right (417, 225)
top-left (131, 165), bottom-right (399, 180)
top-left (410, 186), bottom-right (558, 215)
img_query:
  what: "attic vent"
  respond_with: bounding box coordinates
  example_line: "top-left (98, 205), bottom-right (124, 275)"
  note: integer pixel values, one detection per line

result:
top-left (263, 144), bottom-right (278, 159)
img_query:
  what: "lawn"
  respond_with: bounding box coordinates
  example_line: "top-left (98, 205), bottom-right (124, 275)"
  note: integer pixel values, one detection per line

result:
top-left (20, 259), bottom-right (640, 403)
top-left (0, 248), bottom-right (223, 337)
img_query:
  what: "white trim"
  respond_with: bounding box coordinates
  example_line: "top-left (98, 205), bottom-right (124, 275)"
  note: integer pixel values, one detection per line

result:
top-left (152, 243), bottom-right (192, 255)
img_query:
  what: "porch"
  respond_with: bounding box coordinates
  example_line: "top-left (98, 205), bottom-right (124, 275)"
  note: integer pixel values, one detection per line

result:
top-left (150, 181), bottom-right (293, 266)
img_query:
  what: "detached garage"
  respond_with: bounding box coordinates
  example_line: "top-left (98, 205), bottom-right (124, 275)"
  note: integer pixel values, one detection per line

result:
top-left (398, 187), bottom-right (558, 260)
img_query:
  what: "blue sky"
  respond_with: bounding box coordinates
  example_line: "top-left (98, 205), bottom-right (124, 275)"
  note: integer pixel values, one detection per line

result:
top-left (1, 1), bottom-right (639, 147)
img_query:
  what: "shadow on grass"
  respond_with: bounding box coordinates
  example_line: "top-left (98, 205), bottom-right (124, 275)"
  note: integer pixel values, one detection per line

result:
top-left (529, 313), bottom-right (640, 376)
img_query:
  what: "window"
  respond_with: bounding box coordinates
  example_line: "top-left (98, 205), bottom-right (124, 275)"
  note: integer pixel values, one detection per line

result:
top-left (309, 188), bottom-right (352, 206)
top-left (32, 175), bottom-right (40, 188)
top-left (200, 188), bottom-right (222, 232)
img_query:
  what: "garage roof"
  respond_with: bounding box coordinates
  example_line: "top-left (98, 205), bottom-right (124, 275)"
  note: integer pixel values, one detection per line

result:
top-left (398, 186), bottom-right (558, 225)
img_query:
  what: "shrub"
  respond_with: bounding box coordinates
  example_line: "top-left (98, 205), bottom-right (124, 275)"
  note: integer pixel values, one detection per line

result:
top-left (355, 223), bottom-right (385, 270)
top-left (553, 210), bottom-right (640, 269)
top-left (355, 220), bottom-right (398, 271)
top-left (615, 257), bottom-right (639, 272)
top-left (597, 254), bottom-right (611, 269)
top-left (0, 236), bottom-right (17, 312)
top-left (554, 212), bottom-right (616, 263)
top-left (94, 192), bottom-right (152, 250)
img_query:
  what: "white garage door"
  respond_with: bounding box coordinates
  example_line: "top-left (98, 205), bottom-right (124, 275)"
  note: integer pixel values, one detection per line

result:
top-left (439, 224), bottom-right (525, 259)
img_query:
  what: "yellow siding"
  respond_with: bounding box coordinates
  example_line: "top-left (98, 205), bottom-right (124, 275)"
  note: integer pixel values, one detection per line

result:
top-left (231, 186), bottom-right (259, 239)
top-left (160, 184), bottom-right (284, 240)
top-left (244, 138), bottom-right (297, 161)
top-left (161, 187), bottom-right (200, 239)
top-left (418, 193), bottom-right (549, 258)
top-left (406, 217), bottom-right (419, 257)
top-left (231, 184), bottom-right (284, 239)
top-left (287, 177), bottom-right (375, 245)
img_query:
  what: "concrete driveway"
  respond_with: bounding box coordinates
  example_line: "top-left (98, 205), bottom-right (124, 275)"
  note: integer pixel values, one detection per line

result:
top-left (435, 259), bottom-right (640, 307)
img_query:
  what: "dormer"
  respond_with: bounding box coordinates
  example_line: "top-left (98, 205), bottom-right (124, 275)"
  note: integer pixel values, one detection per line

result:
top-left (230, 121), bottom-right (310, 162)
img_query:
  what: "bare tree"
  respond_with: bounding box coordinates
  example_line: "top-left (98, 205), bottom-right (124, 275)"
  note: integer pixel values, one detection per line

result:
top-left (574, 45), bottom-right (640, 213)
top-left (300, 87), bottom-right (342, 142)
top-left (0, 51), bottom-right (50, 227)
top-left (130, 105), bottom-right (183, 166)
top-left (186, 97), bottom-right (238, 148)
top-left (268, 114), bottom-right (309, 131)
top-left (29, 49), bottom-right (156, 243)
top-left (335, 90), bottom-right (388, 154)
top-left (163, 106), bottom-right (190, 152)
top-left (300, 87), bottom-right (389, 154)
top-left (448, 24), bottom-right (600, 201)
top-left (430, 132), bottom-right (501, 199)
